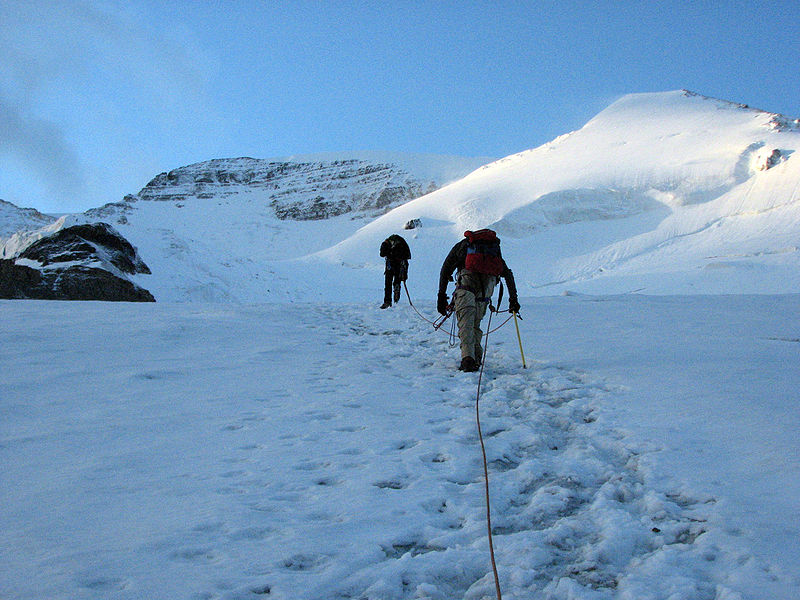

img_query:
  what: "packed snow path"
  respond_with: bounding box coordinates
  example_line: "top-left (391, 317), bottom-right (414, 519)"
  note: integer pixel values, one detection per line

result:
top-left (1, 298), bottom-right (798, 599)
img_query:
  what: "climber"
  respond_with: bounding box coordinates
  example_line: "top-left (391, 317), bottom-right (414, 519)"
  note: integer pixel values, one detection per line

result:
top-left (437, 229), bottom-right (520, 371)
top-left (379, 234), bottom-right (411, 309)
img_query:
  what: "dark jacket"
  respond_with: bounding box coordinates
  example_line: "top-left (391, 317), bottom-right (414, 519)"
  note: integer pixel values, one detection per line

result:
top-left (438, 239), bottom-right (518, 300)
top-left (380, 235), bottom-right (411, 262)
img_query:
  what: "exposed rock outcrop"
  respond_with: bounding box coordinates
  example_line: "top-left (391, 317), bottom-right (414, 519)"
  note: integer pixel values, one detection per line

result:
top-left (115, 157), bottom-right (442, 221)
top-left (0, 222), bottom-right (154, 301)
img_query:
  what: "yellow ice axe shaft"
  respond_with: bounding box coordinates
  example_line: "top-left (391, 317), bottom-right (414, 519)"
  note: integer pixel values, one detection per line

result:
top-left (513, 312), bottom-right (527, 369)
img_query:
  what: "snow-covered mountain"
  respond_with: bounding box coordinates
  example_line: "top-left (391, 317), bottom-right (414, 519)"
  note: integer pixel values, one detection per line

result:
top-left (324, 90), bottom-right (800, 299)
top-left (52, 152), bottom-right (492, 301)
top-left (3, 90), bottom-right (799, 302)
top-left (3, 92), bottom-right (800, 600)
top-left (0, 198), bottom-right (58, 241)
top-left (101, 153), bottom-right (490, 222)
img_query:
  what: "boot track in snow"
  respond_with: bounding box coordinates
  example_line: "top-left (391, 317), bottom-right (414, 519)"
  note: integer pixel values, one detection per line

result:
top-left (279, 304), bottom-right (728, 600)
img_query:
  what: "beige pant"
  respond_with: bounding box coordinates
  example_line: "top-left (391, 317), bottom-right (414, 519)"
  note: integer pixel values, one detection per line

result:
top-left (454, 270), bottom-right (497, 360)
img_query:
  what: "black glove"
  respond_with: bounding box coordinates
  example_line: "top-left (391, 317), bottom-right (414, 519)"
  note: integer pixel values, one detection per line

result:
top-left (437, 292), bottom-right (449, 316)
top-left (508, 297), bottom-right (520, 314)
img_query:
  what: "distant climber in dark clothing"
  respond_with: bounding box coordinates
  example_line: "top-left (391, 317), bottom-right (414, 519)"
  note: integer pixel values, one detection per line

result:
top-left (437, 229), bottom-right (520, 371)
top-left (379, 234), bottom-right (411, 309)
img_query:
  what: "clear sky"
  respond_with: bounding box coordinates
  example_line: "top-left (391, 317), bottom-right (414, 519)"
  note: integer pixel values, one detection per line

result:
top-left (1, 0), bottom-right (799, 214)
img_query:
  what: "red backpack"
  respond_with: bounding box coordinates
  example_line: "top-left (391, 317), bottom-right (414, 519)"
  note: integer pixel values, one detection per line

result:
top-left (464, 229), bottom-right (504, 276)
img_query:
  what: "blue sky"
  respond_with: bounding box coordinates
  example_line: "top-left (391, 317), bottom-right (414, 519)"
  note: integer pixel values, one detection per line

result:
top-left (1, 0), bottom-right (799, 213)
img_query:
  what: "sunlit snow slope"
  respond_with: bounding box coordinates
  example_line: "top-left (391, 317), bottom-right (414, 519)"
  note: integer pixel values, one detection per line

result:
top-left (5, 91), bottom-right (798, 302)
top-left (321, 90), bottom-right (800, 299)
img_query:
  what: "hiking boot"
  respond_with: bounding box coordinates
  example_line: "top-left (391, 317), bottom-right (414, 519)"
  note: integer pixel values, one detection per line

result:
top-left (393, 289), bottom-right (401, 303)
top-left (380, 302), bottom-right (391, 309)
top-left (458, 356), bottom-right (479, 372)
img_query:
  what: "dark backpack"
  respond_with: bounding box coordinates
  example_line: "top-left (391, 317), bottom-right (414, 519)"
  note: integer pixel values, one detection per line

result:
top-left (464, 229), bottom-right (504, 276)
top-left (387, 235), bottom-right (407, 258)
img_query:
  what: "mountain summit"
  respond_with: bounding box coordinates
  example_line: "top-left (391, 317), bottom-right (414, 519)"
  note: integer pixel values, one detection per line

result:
top-left (2, 91), bottom-right (799, 301)
top-left (63, 152), bottom-right (491, 301)
top-left (325, 90), bottom-right (800, 298)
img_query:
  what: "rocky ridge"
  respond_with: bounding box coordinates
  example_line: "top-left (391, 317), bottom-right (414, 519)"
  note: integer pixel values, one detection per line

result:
top-left (2, 152), bottom-right (490, 302)
top-left (91, 156), bottom-right (448, 223)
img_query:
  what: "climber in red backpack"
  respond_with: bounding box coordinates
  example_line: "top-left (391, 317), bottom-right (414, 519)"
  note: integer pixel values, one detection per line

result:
top-left (437, 229), bottom-right (520, 372)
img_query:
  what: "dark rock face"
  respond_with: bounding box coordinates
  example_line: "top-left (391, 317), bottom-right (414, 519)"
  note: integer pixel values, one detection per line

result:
top-left (764, 149), bottom-right (782, 170)
top-left (0, 261), bottom-right (155, 301)
top-left (20, 223), bottom-right (151, 274)
top-left (0, 223), bottom-right (154, 301)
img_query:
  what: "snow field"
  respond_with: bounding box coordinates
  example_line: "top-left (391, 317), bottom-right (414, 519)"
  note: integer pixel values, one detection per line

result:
top-left (3, 296), bottom-right (796, 599)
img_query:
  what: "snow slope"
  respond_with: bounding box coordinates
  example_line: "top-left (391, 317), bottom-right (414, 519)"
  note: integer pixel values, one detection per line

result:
top-left (0, 199), bottom-right (58, 245)
top-left (2, 91), bottom-right (799, 599)
top-left (1, 296), bottom-right (798, 599)
top-left (53, 152), bottom-right (491, 302)
top-left (4, 91), bottom-right (798, 302)
top-left (321, 91), bottom-right (800, 298)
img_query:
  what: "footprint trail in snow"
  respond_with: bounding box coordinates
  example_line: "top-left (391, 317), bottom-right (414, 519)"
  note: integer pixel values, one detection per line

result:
top-left (230, 303), bottom-right (735, 600)
top-left (2, 301), bottom-right (762, 600)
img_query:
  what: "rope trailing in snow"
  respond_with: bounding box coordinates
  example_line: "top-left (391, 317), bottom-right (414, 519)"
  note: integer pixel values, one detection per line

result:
top-left (476, 305), bottom-right (503, 600)
top-left (403, 280), bottom-right (509, 598)
top-left (486, 312), bottom-right (514, 334)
